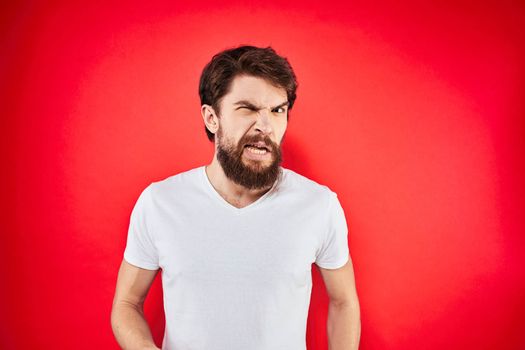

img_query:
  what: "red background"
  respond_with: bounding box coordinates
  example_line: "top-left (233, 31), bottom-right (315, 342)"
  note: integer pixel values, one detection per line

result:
top-left (2, 1), bottom-right (524, 349)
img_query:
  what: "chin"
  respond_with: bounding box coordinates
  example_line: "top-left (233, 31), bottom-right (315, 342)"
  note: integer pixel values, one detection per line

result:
top-left (243, 157), bottom-right (272, 167)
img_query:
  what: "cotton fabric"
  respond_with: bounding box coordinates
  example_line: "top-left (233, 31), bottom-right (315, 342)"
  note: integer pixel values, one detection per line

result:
top-left (124, 166), bottom-right (350, 350)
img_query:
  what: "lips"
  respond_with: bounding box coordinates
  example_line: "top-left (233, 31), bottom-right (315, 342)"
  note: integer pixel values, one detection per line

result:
top-left (244, 142), bottom-right (271, 152)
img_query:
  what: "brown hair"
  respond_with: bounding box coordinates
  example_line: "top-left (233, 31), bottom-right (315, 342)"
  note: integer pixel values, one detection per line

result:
top-left (199, 45), bottom-right (298, 142)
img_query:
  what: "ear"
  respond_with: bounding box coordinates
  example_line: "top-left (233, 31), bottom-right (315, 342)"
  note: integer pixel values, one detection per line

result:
top-left (201, 104), bottom-right (219, 135)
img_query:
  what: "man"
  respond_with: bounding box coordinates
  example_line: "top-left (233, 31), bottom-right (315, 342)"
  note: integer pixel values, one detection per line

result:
top-left (111, 45), bottom-right (361, 350)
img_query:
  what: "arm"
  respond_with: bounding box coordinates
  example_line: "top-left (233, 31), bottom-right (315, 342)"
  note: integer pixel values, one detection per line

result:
top-left (111, 259), bottom-right (161, 350)
top-left (318, 257), bottom-right (361, 350)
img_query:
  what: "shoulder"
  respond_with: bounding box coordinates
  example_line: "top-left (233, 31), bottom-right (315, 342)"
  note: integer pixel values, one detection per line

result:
top-left (280, 167), bottom-right (336, 203)
top-left (146, 166), bottom-right (205, 199)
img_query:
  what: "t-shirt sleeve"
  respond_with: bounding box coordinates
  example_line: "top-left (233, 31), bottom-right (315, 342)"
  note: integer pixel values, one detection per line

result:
top-left (315, 192), bottom-right (350, 269)
top-left (123, 185), bottom-right (160, 270)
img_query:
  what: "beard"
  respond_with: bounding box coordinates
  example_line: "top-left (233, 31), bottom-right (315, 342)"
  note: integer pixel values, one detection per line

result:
top-left (216, 128), bottom-right (283, 190)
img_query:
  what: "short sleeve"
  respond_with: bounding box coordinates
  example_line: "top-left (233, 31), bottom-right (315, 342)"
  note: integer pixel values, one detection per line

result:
top-left (315, 192), bottom-right (350, 269)
top-left (123, 185), bottom-right (160, 270)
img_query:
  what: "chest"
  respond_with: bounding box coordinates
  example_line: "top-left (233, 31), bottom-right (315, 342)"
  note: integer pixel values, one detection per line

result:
top-left (149, 199), bottom-right (326, 278)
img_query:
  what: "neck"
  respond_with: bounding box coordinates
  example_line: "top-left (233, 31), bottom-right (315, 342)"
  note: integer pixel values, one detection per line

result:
top-left (205, 155), bottom-right (274, 208)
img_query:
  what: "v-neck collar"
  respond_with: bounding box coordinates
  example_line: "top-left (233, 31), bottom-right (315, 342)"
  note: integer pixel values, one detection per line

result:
top-left (200, 165), bottom-right (283, 214)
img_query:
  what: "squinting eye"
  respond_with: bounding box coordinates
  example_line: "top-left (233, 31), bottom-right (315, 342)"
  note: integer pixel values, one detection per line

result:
top-left (238, 106), bottom-right (255, 112)
top-left (273, 107), bottom-right (286, 114)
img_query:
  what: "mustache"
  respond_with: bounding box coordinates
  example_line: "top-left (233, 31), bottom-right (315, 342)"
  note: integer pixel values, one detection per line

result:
top-left (239, 135), bottom-right (276, 150)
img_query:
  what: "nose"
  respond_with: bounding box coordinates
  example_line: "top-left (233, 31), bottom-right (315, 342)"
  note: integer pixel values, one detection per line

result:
top-left (255, 108), bottom-right (273, 135)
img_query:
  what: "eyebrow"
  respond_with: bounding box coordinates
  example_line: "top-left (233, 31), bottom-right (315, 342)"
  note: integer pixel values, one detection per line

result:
top-left (233, 100), bottom-right (289, 110)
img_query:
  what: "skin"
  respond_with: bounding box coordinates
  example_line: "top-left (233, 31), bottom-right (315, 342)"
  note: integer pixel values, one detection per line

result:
top-left (111, 74), bottom-right (361, 349)
top-left (111, 261), bottom-right (160, 350)
top-left (202, 74), bottom-right (289, 208)
top-left (320, 260), bottom-right (361, 350)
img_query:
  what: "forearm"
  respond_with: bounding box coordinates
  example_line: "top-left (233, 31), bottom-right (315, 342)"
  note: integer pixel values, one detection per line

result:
top-left (111, 301), bottom-right (160, 350)
top-left (327, 302), bottom-right (361, 350)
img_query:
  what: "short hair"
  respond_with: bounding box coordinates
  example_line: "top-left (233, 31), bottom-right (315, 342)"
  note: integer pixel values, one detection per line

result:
top-left (199, 45), bottom-right (298, 142)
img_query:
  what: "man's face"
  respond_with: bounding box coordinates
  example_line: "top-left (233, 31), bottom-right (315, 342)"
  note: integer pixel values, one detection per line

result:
top-left (215, 75), bottom-right (289, 190)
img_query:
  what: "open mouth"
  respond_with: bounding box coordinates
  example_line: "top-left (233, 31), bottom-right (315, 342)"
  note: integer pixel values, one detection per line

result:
top-left (244, 143), bottom-right (271, 154)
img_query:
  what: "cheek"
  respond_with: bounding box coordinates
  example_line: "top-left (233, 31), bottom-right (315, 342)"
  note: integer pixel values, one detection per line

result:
top-left (221, 120), bottom-right (248, 140)
top-left (275, 119), bottom-right (288, 139)
top-left (229, 117), bottom-right (253, 131)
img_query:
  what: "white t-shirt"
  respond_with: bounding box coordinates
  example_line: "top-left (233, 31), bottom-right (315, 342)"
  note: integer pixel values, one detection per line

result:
top-left (124, 166), bottom-right (350, 350)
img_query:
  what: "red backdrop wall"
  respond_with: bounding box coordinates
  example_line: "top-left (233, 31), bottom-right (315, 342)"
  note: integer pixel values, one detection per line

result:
top-left (2, 1), bottom-right (524, 349)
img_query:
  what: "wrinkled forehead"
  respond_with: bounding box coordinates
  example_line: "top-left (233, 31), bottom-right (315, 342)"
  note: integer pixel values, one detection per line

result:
top-left (222, 75), bottom-right (288, 108)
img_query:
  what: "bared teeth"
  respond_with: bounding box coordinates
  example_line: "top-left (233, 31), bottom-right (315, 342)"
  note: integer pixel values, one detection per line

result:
top-left (246, 143), bottom-right (269, 151)
top-left (246, 146), bottom-right (267, 155)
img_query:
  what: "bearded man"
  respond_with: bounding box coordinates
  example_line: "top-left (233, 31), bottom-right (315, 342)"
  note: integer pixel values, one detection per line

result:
top-left (111, 45), bottom-right (361, 350)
